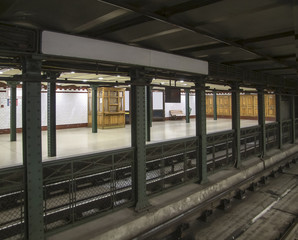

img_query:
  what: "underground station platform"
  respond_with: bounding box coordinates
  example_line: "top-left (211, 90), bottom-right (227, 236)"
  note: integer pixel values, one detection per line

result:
top-left (0, 1), bottom-right (298, 239)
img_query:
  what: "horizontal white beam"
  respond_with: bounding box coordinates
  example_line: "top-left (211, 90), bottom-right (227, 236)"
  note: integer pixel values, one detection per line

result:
top-left (41, 31), bottom-right (208, 75)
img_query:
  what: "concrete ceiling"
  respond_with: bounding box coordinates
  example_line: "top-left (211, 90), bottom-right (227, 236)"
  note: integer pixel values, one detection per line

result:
top-left (0, 0), bottom-right (297, 90)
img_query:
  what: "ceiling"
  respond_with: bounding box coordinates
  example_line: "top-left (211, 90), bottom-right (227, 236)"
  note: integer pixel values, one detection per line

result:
top-left (0, 0), bottom-right (297, 91)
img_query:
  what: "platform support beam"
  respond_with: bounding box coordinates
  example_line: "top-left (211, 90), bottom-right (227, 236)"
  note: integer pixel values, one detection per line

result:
top-left (258, 89), bottom-right (266, 157)
top-left (131, 69), bottom-right (150, 211)
top-left (291, 96), bottom-right (296, 143)
top-left (8, 82), bottom-right (18, 141)
top-left (195, 81), bottom-right (207, 184)
top-left (231, 84), bottom-right (241, 168)
top-left (47, 73), bottom-right (58, 157)
top-left (91, 86), bottom-right (98, 133)
top-left (213, 90), bottom-right (217, 120)
top-left (146, 86), bottom-right (152, 141)
top-left (22, 57), bottom-right (44, 240)
top-left (185, 89), bottom-right (190, 123)
top-left (276, 94), bottom-right (283, 149)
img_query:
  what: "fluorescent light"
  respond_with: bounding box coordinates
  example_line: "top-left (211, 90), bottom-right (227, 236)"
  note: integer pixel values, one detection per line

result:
top-left (83, 80), bottom-right (87, 82)
top-left (183, 83), bottom-right (187, 86)
top-left (117, 75), bottom-right (120, 77)
top-left (98, 77), bottom-right (103, 80)
top-left (71, 71), bottom-right (75, 74)
top-left (0, 71), bottom-right (3, 74)
top-left (179, 80), bottom-right (184, 83)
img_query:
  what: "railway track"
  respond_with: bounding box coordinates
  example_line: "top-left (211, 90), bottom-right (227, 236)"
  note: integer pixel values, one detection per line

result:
top-left (133, 155), bottom-right (297, 240)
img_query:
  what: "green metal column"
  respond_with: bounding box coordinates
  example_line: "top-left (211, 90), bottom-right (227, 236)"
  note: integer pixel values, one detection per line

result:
top-left (8, 82), bottom-right (18, 141)
top-left (291, 96), bottom-right (296, 143)
top-left (146, 86), bottom-right (152, 141)
top-left (47, 73), bottom-right (58, 157)
top-left (231, 84), bottom-right (241, 168)
top-left (185, 89), bottom-right (190, 123)
top-left (195, 81), bottom-right (207, 184)
top-left (258, 89), bottom-right (266, 157)
top-left (276, 94), bottom-right (282, 148)
top-left (130, 69), bottom-right (150, 211)
top-left (91, 86), bottom-right (98, 133)
top-left (22, 57), bottom-right (44, 239)
top-left (213, 90), bottom-right (217, 120)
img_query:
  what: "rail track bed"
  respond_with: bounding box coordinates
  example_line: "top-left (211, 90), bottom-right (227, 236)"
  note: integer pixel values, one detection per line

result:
top-left (135, 158), bottom-right (298, 240)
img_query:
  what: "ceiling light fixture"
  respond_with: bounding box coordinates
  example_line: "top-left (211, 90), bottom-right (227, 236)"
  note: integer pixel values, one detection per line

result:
top-left (117, 75), bottom-right (120, 77)
top-left (0, 71), bottom-right (3, 74)
top-left (98, 77), bottom-right (103, 80)
top-left (71, 71), bottom-right (75, 74)
top-left (180, 80), bottom-right (184, 83)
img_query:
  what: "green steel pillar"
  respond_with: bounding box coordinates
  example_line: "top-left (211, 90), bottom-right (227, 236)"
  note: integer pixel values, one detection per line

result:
top-left (47, 73), bottom-right (59, 157)
top-left (22, 57), bottom-right (44, 239)
top-left (185, 89), bottom-right (190, 123)
top-left (213, 90), bottom-right (217, 120)
top-left (146, 86), bottom-right (152, 141)
top-left (276, 94), bottom-right (282, 148)
top-left (130, 69), bottom-right (150, 211)
top-left (257, 89), bottom-right (266, 157)
top-left (91, 86), bottom-right (98, 133)
top-left (291, 96), bottom-right (296, 143)
top-left (195, 81), bottom-right (207, 184)
top-left (8, 82), bottom-right (18, 141)
top-left (231, 84), bottom-right (241, 168)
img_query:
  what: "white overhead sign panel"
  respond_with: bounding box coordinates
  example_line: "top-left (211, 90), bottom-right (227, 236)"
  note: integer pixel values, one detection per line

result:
top-left (41, 31), bottom-right (208, 75)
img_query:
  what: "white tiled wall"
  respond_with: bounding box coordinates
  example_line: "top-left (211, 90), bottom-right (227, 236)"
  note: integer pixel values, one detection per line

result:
top-left (164, 94), bottom-right (196, 117)
top-left (0, 87), bottom-right (88, 130)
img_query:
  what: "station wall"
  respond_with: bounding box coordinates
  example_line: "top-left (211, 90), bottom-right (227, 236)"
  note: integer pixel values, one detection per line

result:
top-left (0, 87), bottom-right (88, 131)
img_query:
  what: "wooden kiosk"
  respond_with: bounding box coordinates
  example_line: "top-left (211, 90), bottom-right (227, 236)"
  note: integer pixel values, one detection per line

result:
top-left (88, 87), bottom-right (125, 129)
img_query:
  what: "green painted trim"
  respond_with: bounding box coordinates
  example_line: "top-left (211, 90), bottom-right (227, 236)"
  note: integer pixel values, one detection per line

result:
top-left (232, 85), bottom-right (241, 168)
top-left (91, 87), bottom-right (98, 133)
top-left (47, 82), bottom-right (57, 157)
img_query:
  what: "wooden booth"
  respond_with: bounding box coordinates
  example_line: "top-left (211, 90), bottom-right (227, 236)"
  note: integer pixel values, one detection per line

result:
top-left (88, 87), bottom-right (126, 129)
top-left (205, 94), bottom-right (276, 120)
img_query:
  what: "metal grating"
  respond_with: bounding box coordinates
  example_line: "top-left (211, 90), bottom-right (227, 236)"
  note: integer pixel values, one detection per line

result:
top-left (43, 148), bottom-right (134, 232)
top-left (146, 137), bottom-right (198, 195)
top-left (265, 122), bottom-right (279, 150)
top-left (207, 130), bottom-right (234, 173)
top-left (240, 125), bottom-right (260, 160)
top-left (0, 167), bottom-right (25, 240)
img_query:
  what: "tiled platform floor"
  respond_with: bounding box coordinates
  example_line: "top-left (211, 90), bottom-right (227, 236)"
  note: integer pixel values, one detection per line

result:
top-left (0, 118), bottom-right (263, 167)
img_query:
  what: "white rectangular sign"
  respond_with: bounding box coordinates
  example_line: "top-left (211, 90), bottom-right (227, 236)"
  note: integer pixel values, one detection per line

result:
top-left (41, 31), bottom-right (208, 75)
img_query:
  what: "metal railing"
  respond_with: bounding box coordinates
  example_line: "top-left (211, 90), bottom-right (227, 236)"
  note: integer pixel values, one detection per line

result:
top-left (296, 118), bottom-right (298, 139)
top-left (206, 130), bottom-right (234, 173)
top-left (43, 148), bottom-right (134, 232)
top-left (282, 120), bottom-right (292, 144)
top-left (145, 137), bottom-right (198, 195)
top-left (240, 125), bottom-right (260, 160)
top-left (265, 122), bottom-right (279, 150)
top-left (0, 122), bottom-right (285, 238)
top-left (0, 166), bottom-right (24, 240)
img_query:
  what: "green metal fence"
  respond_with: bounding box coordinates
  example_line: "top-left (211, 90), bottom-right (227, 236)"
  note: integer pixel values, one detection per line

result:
top-left (282, 120), bottom-right (292, 144)
top-left (0, 121), bottom-right (292, 239)
top-left (206, 130), bottom-right (234, 173)
top-left (265, 122), bottom-right (279, 150)
top-left (240, 125), bottom-right (260, 160)
top-left (145, 137), bottom-right (198, 195)
top-left (43, 147), bottom-right (134, 232)
top-left (295, 118), bottom-right (298, 139)
top-left (0, 166), bottom-right (24, 240)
